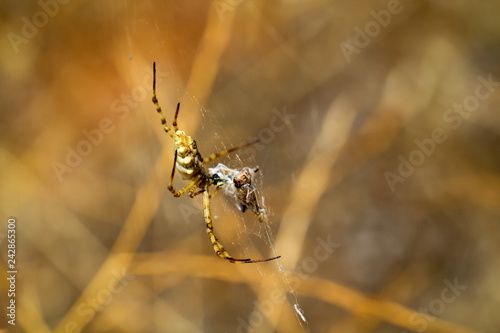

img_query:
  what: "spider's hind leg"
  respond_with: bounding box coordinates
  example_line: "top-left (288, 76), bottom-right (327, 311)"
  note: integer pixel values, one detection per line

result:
top-left (202, 190), bottom-right (250, 263)
top-left (202, 189), bottom-right (280, 264)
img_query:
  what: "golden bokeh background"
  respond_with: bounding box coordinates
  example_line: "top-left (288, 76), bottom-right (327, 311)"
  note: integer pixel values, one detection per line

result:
top-left (1, 1), bottom-right (500, 332)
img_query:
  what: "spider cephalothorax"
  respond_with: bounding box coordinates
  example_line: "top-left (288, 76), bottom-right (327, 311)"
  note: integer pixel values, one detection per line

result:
top-left (152, 62), bottom-right (280, 264)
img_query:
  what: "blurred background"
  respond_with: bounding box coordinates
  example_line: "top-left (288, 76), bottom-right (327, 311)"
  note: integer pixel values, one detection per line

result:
top-left (1, 1), bottom-right (499, 332)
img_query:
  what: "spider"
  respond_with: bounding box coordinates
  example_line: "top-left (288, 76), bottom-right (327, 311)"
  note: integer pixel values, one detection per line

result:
top-left (152, 62), bottom-right (280, 264)
top-left (208, 163), bottom-right (267, 223)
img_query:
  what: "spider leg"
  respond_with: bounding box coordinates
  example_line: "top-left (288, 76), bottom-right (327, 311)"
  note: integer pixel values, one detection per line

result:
top-left (203, 189), bottom-right (251, 263)
top-left (169, 176), bottom-right (202, 198)
top-left (172, 102), bottom-right (180, 132)
top-left (152, 62), bottom-right (175, 138)
top-left (192, 187), bottom-right (219, 198)
top-left (191, 189), bottom-right (204, 197)
top-left (203, 139), bottom-right (260, 164)
top-left (211, 187), bottom-right (220, 199)
top-left (202, 189), bottom-right (281, 263)
top-left (170, 176), bottom-right (202, 198)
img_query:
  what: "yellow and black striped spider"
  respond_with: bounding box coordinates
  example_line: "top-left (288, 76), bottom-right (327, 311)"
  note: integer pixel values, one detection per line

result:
top-left (152, 62), bottom-right (280, 264)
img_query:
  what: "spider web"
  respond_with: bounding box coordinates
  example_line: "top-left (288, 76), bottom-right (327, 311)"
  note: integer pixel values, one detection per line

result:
top-left (199, 102), bottom-right (310, 332)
